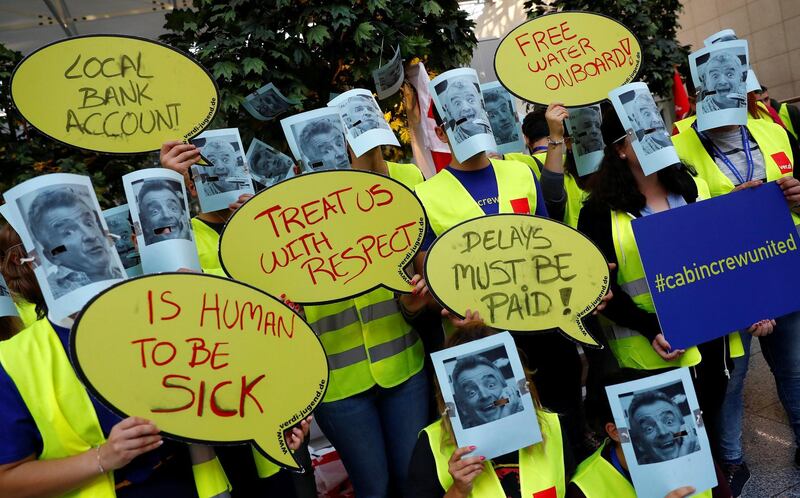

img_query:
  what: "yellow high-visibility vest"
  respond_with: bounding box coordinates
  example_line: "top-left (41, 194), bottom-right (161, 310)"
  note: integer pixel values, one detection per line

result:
top-left (0, 320), bottom-right (231, 498)
top-left (423, 411), bottom-right (565, 497)
top-left (609, 176), bottom-right (743, 369)
top-left (305, 161), bottom-right (426, 402)
top-left (571, 440), bottom-right (711, 498)
top-left (415, 158), bottom-right (539, 237)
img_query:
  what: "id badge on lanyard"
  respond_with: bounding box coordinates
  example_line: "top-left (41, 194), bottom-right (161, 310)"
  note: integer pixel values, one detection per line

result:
top-left (695, 124), bottom-right (754, 184)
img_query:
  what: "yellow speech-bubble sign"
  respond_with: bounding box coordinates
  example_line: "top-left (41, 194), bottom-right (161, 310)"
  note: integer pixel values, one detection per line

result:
top-left (11, 35), bottom-right (218, 154)
top-left (71, 273), bottom-right (328, 470)
top-left (424, 214), bottom-right (609, 346)
top-left (494, 11), bottom-right (641, 107)
top-left (220, 170), bottom-right (426, 304)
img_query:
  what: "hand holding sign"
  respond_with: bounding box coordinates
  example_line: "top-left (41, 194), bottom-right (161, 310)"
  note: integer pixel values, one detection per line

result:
top-left (11, 35), bottom-right (218, 154)
top-left (494, 12), bottom-right (641, 107)
top-left (220, 170), bottom-right (426, 303)
top-left (424, 214), bottom-right (609, 345)
top-left (71, 273), bottom-right (328, 470)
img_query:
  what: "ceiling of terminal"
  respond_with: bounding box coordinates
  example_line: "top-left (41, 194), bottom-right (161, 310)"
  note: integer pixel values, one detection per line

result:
top-left (0, 0), bottom-right (191, 55)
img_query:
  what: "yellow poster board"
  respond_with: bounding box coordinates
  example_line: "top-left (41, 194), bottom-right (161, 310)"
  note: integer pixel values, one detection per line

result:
top-left (494, 12), bottom-right (641, 107)
top-left (220, 170), bottom-right (426, 304)
top-left (71, 273), bottom-right (328, 470)
top-left (11, 35), bottom-right (218, 154)
top-left (424, 214), bottom-right (609, 345)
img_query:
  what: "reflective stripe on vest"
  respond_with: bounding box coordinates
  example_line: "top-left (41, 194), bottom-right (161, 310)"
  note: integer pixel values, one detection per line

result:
top-left (423, 411), bottom-right (565, 498)
top-left (192, 217), bottom-right (222, 273)
top-left (571, 440), bottom-right (712, 498)
top-left (303, 164), bottom-right (425, 402)
top-left (305, 289), bottom-right (424, 401)
top-left (609, 184), bottom-right (703, 370)
top-left (0, 320), bottom-right (231, 498)
top-left (415, 158), bottom-right (539, 237)
top-left (778, 103), bottom-right (797, 139)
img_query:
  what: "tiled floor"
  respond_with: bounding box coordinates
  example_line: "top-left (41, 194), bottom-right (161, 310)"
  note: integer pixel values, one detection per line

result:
top-left (741, 340), bottom-right (799, 497)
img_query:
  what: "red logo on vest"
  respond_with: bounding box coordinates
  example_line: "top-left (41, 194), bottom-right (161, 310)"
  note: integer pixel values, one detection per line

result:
top-left (771, 152), bottom-right (793, 174)
top-left (533, 486), bottom-right (557, 498)
top-left (510, 197), bottom-right (531, 214)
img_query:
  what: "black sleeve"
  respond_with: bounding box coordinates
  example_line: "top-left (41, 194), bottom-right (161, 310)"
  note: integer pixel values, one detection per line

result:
top-left (565, 482), bottom-right (588, 498)
top-left (405, 432), bottom-right (446, 498)
top-left (782, 128), bottom-right (800, 180)
top-left (576, 201), bottom-right (661, 342)
top-left (787, 104), bottom-right (800, 141)
top-left (560, 415), bottom-right (576, 482)
top-left (536, 154), bottom-right (567, 223)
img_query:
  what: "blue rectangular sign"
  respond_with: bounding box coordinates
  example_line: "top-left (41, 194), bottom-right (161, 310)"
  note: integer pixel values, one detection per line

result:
top-left (632, 182), bottom-right (800, 350)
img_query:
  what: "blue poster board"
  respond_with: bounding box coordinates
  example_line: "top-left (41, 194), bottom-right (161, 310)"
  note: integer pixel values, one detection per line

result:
top-left (632, 182), bottom-right (800, 350)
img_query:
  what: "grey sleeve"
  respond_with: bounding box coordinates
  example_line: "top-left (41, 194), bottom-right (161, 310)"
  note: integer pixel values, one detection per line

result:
top-left (540, 168), bottom-right (566, 222)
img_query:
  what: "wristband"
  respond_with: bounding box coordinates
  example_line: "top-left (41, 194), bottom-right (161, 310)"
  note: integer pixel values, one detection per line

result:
top-left (547, 136), bottom-right (565, 146)
top-left (95, 446), bottom-right (106, 474)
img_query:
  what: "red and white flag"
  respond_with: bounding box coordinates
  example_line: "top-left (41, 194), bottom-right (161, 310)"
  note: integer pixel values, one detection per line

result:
top-left (673, 68), bottom-right (690, 120)
top-left (406, 62), bottom-right (451, 177)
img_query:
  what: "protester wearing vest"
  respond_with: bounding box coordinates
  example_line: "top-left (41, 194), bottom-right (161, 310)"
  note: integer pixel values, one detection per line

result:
top-left (578, 106), bottom-right (752, 465)
top-left (520, 107), bottom-right (551, 174)
top-left (412, 101), bottom-right (603, 462)
top-left (405, 325), bottom-right (572, 498)
top-left (160, 141), bottom-right (315, 498)
top-left (567, 379), bottom-right (732, 498)
top-left (0, 224), bottom-right (42, 334)
top-left (298, 145), bottom-right (430, 498)
top-left (505, 107), bottom-right (590, 229)
top-left (755, 86), bottom-right (800, 140)
top-left (0, 222), bottom-right (233, 497)
top-left (671, 113), bottom-right (800, 482)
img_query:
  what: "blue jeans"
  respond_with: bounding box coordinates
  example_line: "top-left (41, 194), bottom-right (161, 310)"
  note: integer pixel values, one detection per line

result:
top-left (314, 370), bottom-right (429, 498)
top-left (716, 332), bottom-right (752, 464)
top-left (717, 311), bottom-right (800, 463)
top-left (762, 311), bottom-right (800, 447)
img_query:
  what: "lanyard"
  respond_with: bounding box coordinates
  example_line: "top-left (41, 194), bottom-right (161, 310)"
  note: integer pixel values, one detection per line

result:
top-left (695, 124), bottom-right (754, 184)
top-left (530, 145), bottom-right (548, 154)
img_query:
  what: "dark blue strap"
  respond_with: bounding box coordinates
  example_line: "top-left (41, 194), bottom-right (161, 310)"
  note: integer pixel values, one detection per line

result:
top-left (693, 123), bottom-right (754, 184)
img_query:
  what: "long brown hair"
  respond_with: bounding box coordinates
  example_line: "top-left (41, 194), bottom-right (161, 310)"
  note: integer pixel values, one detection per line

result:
top-left (0, 224), bottom-right (46, 324)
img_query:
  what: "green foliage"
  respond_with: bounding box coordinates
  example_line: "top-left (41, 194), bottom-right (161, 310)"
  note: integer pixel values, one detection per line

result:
top-left (523, 0), bottom-right (688, 98)
top-left (0, 45), bottom-right (153, 208)
top-left (0, 0), bottom-right (475, 202)
top-left (159, 0), bottom-right (477, 160)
